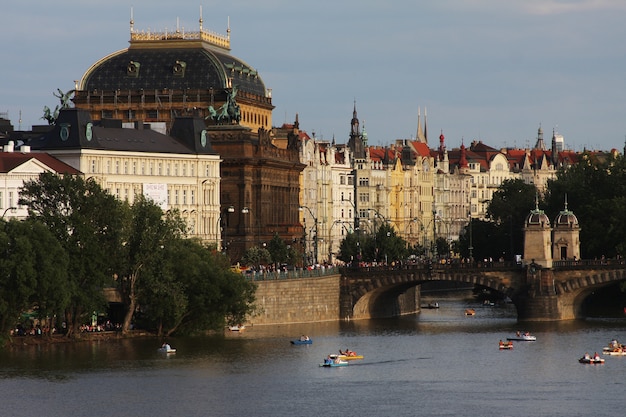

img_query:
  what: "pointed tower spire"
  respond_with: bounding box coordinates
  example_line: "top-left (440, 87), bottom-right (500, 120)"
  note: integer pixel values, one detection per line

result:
top-left (348, 101), bottom-right (365, 159)
top-left (551, 128), bottom-right (558, 166)
top-left (350, 100), bottom-right (360, 136)
top-left (459, 138), bottom-right (468, 169)
top-left (424, 107), bottom-right (428, 143)
top-left (438, 129), bottom-right (446, 160)
top-left (535, 124), bottom-right (545, 150)
top-left (416, 106), bottom-right (426, 143)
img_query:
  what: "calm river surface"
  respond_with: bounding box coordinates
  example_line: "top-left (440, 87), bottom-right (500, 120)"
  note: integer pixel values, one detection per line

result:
top-left (2, 294), bottom-right (626, 417)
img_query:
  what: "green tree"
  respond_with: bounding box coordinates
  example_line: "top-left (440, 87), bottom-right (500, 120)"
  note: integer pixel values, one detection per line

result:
top-left (138, 239), bottom-right (256, 336)
top-left (365, 223), bottom-right (408, 263)
top-left (337, 232), bottom-right (361, 264)
top-left (117, 195), bottom-right (187, 335)
top-left (0, 219), bottom-right (68, 341)
top-left (18, 173), bottom-right (125, 337)
top-left (486, 178), bottom-right (538, 260)
top-left (267, 233), bottom-right (289, 266)
top-left (241, 246), bottom-right (272, 269)
top-left (435, 236), bottom-right (450, 259)
top-left (544, 152), bottom-right (626, 258)
top-left (458, 218), bottom-right (504, 262)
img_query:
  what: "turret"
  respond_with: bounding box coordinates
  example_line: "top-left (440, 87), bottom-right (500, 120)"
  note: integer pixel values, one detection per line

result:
top-left (523, 196), bottom-right (552, 268)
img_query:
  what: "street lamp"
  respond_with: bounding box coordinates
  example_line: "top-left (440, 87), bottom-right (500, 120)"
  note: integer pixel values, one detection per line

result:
top-left (405, 217), bottom-right (424, 249)
top-left (216, 205), bottom-right (235, 252)
top-left (468, 210), bottom-right (474, 262)
top-left (299, 205), bottom-right (318, 265)
top-left (328, 219), bottom-right (349, 264)
top-left (2, 207), bottom-right (16, 218)
top-left (432, 203), bottom-right (438, 260)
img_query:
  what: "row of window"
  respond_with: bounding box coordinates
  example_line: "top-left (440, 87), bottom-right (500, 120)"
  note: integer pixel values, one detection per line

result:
top-left (90, 158), bottom-right (219, 178)
top-left (106, 185), bottom-right (198, 207)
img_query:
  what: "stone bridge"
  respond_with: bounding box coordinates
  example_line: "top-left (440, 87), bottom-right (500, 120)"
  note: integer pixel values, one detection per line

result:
top-left (340, 260), bottom-right (626, 321)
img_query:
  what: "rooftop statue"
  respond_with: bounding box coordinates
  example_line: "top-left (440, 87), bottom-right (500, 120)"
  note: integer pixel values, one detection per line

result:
top-left (41, 105), bottom-right (59, 125)
top-left (54, 88), bottom-right (75, 109)
top-left (206, 86), bottom-right (241, 124)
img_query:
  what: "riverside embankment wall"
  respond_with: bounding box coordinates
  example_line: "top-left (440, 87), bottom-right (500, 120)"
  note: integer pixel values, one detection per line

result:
top-left (248, 275), bottom-right (341, 325)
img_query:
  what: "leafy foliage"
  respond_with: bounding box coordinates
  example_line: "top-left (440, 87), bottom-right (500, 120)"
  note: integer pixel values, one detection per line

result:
top-left (544, 152), bottom-right (626, 258)
top-left (241, 246), bottom-right (272, 268)
top-left (486, 178), bottom-right (537, 260)
top-left (138, 239), bottom-right (257, 336)
top-left (338, 224), bottom-right (408, 264)
top-left (117, 195), bottom-right (188, 334)
top-left (19, 173), bottom-right (124, 337)
top-left (6, 172), bottom-right (258, 341)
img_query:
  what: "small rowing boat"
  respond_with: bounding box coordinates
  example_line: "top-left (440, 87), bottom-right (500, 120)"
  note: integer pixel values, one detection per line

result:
top-left (320, 354), bottom-right (348, 367)
top-left (158, 344), bottom-right (176, 354)
top-left (579, 355), bottom-right (604, 364)
top-left (507, 332), bottom-right (536, 341)
top-left (499, 340), bottom-right (513, 350)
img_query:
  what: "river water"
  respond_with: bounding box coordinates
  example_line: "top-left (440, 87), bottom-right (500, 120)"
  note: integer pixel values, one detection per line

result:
top-left (1, 294), bottom-right (625, 417)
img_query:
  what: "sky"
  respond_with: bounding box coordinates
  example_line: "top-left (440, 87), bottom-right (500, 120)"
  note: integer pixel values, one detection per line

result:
top-left (2, 0), bottom-right (626, 152)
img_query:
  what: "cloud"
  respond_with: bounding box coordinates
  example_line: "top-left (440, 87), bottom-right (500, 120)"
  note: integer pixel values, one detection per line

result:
top-left (522, 0), bottom-right (626, 15)
top-left (438, 0), bottom-right (626, 15)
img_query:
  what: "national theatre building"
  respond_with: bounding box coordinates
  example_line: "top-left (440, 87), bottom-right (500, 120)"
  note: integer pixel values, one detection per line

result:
top-left (50, 14), bottom-right (304, 260)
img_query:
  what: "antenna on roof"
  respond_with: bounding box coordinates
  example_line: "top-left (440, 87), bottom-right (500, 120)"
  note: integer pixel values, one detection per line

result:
top-left (199, 5), bottom-right (203, 31)
top-left (130, 6), bottom-right (134, 33)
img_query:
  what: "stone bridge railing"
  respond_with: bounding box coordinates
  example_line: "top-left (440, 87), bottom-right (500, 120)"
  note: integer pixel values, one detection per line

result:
top-left (340, 259), bottom-right (626, 321)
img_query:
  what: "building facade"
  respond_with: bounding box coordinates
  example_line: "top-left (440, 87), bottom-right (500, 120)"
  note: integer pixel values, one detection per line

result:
top-left (68, 15), bottom-right (304, 260)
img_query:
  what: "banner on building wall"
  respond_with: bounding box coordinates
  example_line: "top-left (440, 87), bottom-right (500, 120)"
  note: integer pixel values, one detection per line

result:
top-left (143, 183), bottom-right (168, 210)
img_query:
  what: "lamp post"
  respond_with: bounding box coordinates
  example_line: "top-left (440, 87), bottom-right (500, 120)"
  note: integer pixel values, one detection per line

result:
top-left (432, 203), bottom-right (438, 260)
top-left (368, 207), bottom-right (387, 226)
top-left (342, 197), bottom-right (361, 263)
top-left (241, 206), bottom-right (252, 250)
top-left (299, 205), bottom-right (318, 265)
top-left (2, 207), bottom-right (16, 219)
top-left (405, 217), bottom-right (424, 250)
top-left (468, 210), bottom-right (473, 262)
top-left (216, 205), bottom-right (235, 252)
top-left (328, 219), bottom-right (348, 264)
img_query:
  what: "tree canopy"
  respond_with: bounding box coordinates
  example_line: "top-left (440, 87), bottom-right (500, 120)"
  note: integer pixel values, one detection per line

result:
top-left (543, 152), bottom-right (626, 258)
top-left (8, 172), bottom-right (257, 341)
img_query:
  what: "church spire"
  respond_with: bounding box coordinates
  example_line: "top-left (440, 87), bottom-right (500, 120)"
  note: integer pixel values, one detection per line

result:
top-left (535, 124), bottom-right (545, 150)
top-left (459, 138), bottom-right (468, 169)
top-left (551, 128), bottom-right (558, 166)
top-left (348, 101), bottom-right (365, 159)
top-left (424, 107), bottom-right (428, 144)
top-left (438, 129), bottom-right (446, 160)
top-left (416, 106), bottom-right (426, 143)
top-left (351, 100), bottom-right (360, 137)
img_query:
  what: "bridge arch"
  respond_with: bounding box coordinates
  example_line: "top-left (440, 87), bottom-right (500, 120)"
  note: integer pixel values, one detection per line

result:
top-left (341, 262), bottom-right (626, 321)
top-left (341, 265), bottom-right (522, 320)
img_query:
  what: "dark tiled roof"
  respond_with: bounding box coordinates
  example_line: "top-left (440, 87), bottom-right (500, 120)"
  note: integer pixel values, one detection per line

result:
top-left (83, 46), bottom-right (266, 96)
top-left (28, 109), bottom-right (216, 155)
top-left (90, 125), bottom-right (195, 154)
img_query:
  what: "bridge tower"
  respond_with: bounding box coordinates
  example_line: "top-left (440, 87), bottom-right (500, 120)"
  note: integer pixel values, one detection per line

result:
top-left (552, 198), bottom-right (580, 261)
top-left (523, 200), bottom-right (552, 268)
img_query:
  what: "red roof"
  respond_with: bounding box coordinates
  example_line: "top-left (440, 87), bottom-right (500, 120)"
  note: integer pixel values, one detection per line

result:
top-left (0, 152), bottom-right (81, 174)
